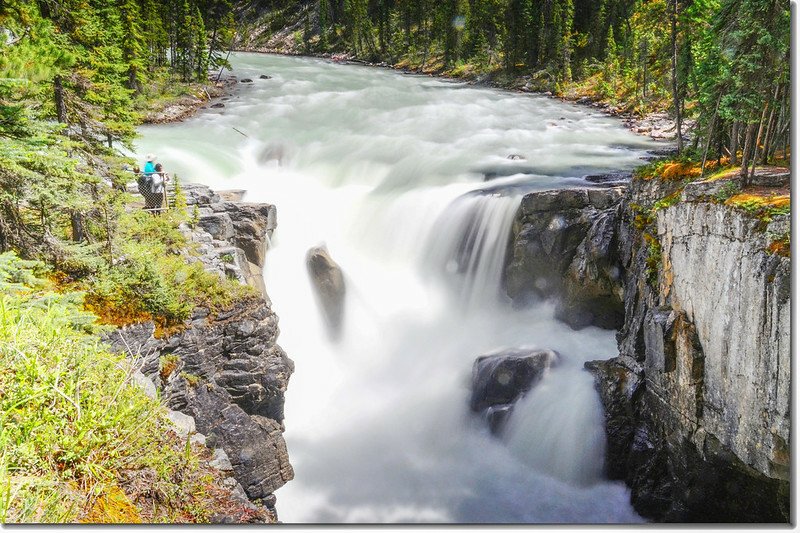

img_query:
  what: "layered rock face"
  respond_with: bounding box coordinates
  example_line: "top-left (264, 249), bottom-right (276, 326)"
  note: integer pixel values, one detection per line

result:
top-left (505, 172), bottom-right (789, 522)
top-left (590, 176), bottom-right (790, 522)
top-left (504, 186), bottom-right (627, 329)
top-left (106, 185), bottom-right (294, 516)
top-left (600, 180), bottom-right (791, 522)
top-left (187, 183), bottom-right (278, 297)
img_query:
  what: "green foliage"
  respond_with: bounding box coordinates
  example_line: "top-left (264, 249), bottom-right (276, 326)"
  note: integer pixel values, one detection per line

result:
top-left (0, 252), bottom-right (49, 293)
top-left (160, 354), bottom-right (181, 381)
top-left (643, 233), bottom-right (662, 286)
top-left (171, 174), bottom-right (189, 216)
top-left (652, 192), bottom-right (682, 211)
top-left (765, 231), bottom-right (789, 258)
top-left (725, 195), bottom-right (789, 222)
top-left (189, 205), bottom-right (200, 229)
top-left (0, 253), bottom-right (219, 522)
top-left (179, 372), bottom-right (202, 387)
top-left (633, 158), bottom-right (668, 181)
top-left (712, 180), bottom-right (741, 202)
top-left (711, 0), bottom-right (789, 124)
top-left (83, 209), bottom-right (254, 330)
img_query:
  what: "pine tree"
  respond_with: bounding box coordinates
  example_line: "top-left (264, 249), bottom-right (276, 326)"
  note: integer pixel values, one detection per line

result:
top-left (319, 0), bottom-right (331, 48)
top-left (122, 0), bottom-right (147, 91)
top-left (553, 0), bottom-right (575, 82)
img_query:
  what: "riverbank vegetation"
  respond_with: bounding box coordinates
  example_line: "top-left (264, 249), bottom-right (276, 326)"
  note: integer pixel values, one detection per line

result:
top-left (0, 253), bottom-right (261, 523)
top-left (0, 0), bottom-right (255, 313)
top-left (0, 1), bottom-right (253, 523)
top-left (241, 0), bottom-right (790, 184)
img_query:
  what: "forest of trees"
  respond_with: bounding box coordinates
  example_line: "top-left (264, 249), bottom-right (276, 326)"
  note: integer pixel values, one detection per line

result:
top-left (0, 0), bottom-right (237, 260)
top-left (253, 0), bottom-right (790, 181)
top-left (0, 0), bottom-right (792, 261)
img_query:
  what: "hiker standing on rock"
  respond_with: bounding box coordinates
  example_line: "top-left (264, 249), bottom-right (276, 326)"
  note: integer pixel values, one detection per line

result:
top-left (151, 163), bottom-right (169, 209)
top-left (136, 155), bottom-right (169, 213)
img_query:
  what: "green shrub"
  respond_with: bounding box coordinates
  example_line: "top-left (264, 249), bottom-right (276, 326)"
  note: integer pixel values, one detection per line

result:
top-left (652, 191), bottom-right (682, 211)
top-left (80, 209), bottom-right (254, 332)
top-left (712, 181), bottom-right (741, 202)
top-left (643, 233), bottom-right (662, 286)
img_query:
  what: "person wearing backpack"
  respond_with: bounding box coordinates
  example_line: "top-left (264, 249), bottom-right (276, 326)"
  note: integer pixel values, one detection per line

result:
top-left (135, 156), bottom-right (168, 213)
top-left (148, 163), bottom-right (169, 212)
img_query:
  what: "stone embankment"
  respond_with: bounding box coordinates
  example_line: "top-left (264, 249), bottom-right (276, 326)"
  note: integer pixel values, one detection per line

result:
top-left (504, 168), bottom-right (790, 522)
top-left (106, 184), bottom-right (294, 520)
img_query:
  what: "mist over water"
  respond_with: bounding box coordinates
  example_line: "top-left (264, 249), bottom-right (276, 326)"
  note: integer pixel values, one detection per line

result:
top-left (135, 53), bottom-right (656, 523)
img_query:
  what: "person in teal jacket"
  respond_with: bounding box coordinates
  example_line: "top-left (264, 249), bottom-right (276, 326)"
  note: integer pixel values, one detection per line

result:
top-left (143, 154), bottom-right (156, 175)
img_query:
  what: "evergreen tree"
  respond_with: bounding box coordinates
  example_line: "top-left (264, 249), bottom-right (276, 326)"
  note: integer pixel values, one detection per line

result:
top-left (118, 0), bottom-right (146, 92)
top-left (711, 0), bottom-right (789, 180)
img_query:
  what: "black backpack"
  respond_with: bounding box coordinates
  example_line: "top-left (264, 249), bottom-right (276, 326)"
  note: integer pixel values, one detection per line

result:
top-left (137, 173), bottom-right (153, 196)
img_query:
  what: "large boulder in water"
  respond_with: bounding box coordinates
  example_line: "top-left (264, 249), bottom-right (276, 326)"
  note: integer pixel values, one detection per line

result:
top-left (504, 187), bottom-right (627, 330)
top-left (306, 245), bottom-right (346, 339)
top-left (470, 348), bottom-right (560, 434)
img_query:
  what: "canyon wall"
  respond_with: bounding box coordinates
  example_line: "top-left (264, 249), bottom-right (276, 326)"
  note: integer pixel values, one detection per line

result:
top-left (505, 172), bottom-right (790, 522)
top-left (106, 185), bottom-right (294, 518)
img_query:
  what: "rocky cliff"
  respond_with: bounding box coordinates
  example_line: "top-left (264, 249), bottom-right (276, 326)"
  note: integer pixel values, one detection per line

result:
top-left (106, 185), bottom-right (294, 518)
top-left (505, 168), bottom-right (790, 522)
top-left (504, 184), bottom-right (627, 329)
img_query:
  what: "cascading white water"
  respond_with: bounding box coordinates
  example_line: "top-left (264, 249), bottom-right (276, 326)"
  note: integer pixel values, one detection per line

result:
top-left (134, 52), bottom-right (659, 523)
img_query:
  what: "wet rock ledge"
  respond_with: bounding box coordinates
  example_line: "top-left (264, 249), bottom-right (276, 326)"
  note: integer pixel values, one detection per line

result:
top-left (105, 184), bottom-right (294, 520)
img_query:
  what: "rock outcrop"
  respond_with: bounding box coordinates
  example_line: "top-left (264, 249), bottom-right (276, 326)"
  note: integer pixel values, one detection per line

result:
top-left (191, 187), bottom-right (278, 297)
top-left (306, 245), bottom-right (346, 340)
top-left (470, 348), bottom-right (559, 434)
top-left (585, 172), bottom-right (790, 522)
top-left (504, 168), bottom-right (789, 522)
top-left (504, 186), bottom-right (627, 329)
top-left (105, 185), bottom-right (294, 517)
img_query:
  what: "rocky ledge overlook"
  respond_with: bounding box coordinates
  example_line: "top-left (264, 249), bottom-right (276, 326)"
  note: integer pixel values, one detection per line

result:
top-left (504, 168), bottom-right (790, 522)
top-left (106, 184), bottom-right (294, 520)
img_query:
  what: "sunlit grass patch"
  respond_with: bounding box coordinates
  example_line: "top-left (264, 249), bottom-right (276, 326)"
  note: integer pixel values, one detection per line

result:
top-left (726, 192), bottom-right (789, 210)
top-left (0, 252), bottom-right (237, 523)
top-left (83, 485), bottom-right (142, 524)
top-left (703, 166), bottom-right (738, 182)
top-left (725, 192), bottom-right (790, 222)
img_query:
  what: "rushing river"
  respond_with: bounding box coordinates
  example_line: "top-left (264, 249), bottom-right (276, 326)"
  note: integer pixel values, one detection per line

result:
top-left (135, 52), bottom-right (658, 523)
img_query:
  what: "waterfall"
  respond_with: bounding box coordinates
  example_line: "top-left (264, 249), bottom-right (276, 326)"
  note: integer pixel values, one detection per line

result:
top-left (134, 52), bottom-right (658, 523)
top-left (423, 192), bottom-right (521, 310)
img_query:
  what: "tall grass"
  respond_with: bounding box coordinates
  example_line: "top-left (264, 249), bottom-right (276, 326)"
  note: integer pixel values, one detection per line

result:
top-left (0, 252), bottom-right (219, 523)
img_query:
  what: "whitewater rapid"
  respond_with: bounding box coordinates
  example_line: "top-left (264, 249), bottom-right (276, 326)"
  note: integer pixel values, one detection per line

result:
top-left (135, 52), bottom-right (658, 523)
